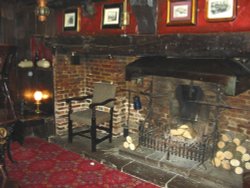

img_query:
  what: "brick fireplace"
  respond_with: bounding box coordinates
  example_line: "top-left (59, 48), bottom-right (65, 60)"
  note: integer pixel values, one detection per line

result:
top-left (53, 53), bottom-right (250, 141)
top-left (53, 53), bottom-right (250, 185)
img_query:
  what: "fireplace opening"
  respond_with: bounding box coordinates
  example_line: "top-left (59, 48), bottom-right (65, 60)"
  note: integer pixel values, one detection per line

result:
top-left (138, 80), bottom-right (218, 164)
top-left (124, 56), bottom-right (250, 165)
top-left (175, 84), bottom-right (209, 123)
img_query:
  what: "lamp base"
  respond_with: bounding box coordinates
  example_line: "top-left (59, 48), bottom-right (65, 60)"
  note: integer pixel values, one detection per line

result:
top-left (35, 103), bottom-right (41, 114)
top-left (35, 109), bottom-right (41, 114)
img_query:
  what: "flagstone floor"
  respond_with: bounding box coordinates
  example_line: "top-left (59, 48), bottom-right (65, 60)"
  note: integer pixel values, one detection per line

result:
top-left (47, 133), bottom-right (244, 188)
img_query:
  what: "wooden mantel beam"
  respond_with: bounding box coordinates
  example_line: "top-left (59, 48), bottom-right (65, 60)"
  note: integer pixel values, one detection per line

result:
top-left (45, 32), bottom-right (250, 58)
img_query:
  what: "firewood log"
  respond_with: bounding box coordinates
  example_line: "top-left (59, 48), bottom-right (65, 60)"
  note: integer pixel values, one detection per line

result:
top-left (129, 138), bottom-right (139, 151)
top-left (224, 151), bottom-right (233, 160)
top-left (245, 162), bottom-right (250, 170)
top-left (236, 145), bottom-right (247, 154)
top-left (230, 159), bottom-right (241, 167)
top-left (212, 157), bottom-right (221, 167)
top-left (178, 124), bottom-right (189, 129)
top-left (221, 160), bottom-right (231, 170)
top-left (233, 134), bottom-right (247, 146)
top-left (170, 124), bottom-right (197, 139)
top-left (240, 141), bottom-right (249, 153)
top-left (123, 141), bottom-right (129, 149)
top-left (217, 141), bottom-right (226, 149)
top-left (230, 151), bottom-right (244, 166)
top-left (126, 135), bottom-right (138, 144)
top-left (242, 153), bottom-right (250, 162)
top-left (221, 132), bottom-right (233, 142)
top-left (215, 151), bottom-right (225, 161)
top-left (233, 138), bottom-right (241, 146)
top-left (182, 127), bottom-right (197, 139)
top-left (126, 136), bottom-right (133, 144)
top-left (129, 143), bottom-right (138, 151)
top-left (234, 166), bottom-right (244, 175)
top-left (170, 129), bottom-right (183, 136)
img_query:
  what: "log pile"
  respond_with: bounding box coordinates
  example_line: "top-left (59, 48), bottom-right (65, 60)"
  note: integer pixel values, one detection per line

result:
top-left (123, 135), bottom-right (139, 151)
top-left (212, 131), bottom-right (249, 175)
top-left (170, 124), bottom-right (197, 139)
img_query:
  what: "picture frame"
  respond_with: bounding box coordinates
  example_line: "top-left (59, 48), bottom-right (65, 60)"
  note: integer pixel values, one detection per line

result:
top-left (63, 8), bottom-right (79, 31)
top-left (205, 0), bottom-right (236, 22)
top-left (102, 3), bottom-right (123, 29)
top-left (167, 0), bottom-right (196, 25)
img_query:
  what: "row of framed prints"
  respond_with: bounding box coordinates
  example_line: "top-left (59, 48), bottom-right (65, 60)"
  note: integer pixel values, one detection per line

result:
top-left (167, 0), bottom-right (236, 25)
top-left (63, 0), bottom-right (237, 31)
top-left (63, 3), bottom-right (123, 31)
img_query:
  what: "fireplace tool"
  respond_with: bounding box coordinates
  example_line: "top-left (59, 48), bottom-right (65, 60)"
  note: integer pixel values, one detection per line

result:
top-left (123, 82), bottom-right (143, 137)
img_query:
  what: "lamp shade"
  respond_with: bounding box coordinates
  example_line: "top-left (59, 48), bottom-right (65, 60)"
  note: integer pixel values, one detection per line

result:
top-left (18, 59), bottom-right (34, 68)
top-left (37, 58), bottom-right (51, 68)
top-left (34, 91), bottom-right (43, 101)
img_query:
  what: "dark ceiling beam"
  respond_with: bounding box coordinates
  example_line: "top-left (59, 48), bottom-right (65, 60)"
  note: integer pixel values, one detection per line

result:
top-left (45, 32), bottom-right (250, 59)
top-left (14, 0), bottom-right (105, 9)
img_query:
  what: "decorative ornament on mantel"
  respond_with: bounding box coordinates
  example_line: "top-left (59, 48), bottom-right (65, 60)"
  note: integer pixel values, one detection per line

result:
top-left (35, 0), bottom-right (50, 22)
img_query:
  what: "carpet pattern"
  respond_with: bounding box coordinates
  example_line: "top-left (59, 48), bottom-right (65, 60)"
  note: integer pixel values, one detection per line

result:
top-left (6, 137), bottom-right (160, 188)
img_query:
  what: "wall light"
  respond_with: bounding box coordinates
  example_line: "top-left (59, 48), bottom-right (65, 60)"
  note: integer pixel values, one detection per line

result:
top-left (35, 0), bottom-right (50, 22)
top-left (122, 0), bottom-right (130, 26)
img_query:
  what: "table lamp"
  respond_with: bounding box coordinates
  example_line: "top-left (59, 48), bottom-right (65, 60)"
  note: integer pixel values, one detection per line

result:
top-left (34, 90), bottom-right (43, 114)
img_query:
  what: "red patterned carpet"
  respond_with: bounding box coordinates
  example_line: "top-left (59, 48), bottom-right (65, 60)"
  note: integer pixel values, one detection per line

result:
top-left (6, 137), bottom-right (160, 188)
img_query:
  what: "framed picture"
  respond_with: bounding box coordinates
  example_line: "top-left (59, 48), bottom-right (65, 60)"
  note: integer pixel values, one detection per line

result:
top-left (102, 3), bottom-right (123, 29)
top-left (205, 0), bottom-right (236, 22)
top-left (63, 8), bottom-right (79, 31)
top-left (167, 0), bottom-right (196, 25)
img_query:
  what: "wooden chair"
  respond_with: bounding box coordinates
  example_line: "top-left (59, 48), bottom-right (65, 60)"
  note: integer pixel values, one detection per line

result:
top-left (66, 82), bottom-right (116, 152)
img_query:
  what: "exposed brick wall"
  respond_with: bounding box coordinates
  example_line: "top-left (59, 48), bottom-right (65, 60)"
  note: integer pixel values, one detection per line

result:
top-left (53, 55), bottom-right (86, 135)
top-left (220, 90), bottom-right (250, 137)
top-left (121, 75), bottom-right (250, 138)
top-left (53, 55), bottom-right (250, 139)
top-left (53, 54), bottom-right (137, 136)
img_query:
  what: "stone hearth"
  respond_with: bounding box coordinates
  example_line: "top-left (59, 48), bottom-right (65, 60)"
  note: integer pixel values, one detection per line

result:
top-left (49, 133), bottom-right (244, 188)
top-left (119, 143), bottom-right (242, 188)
